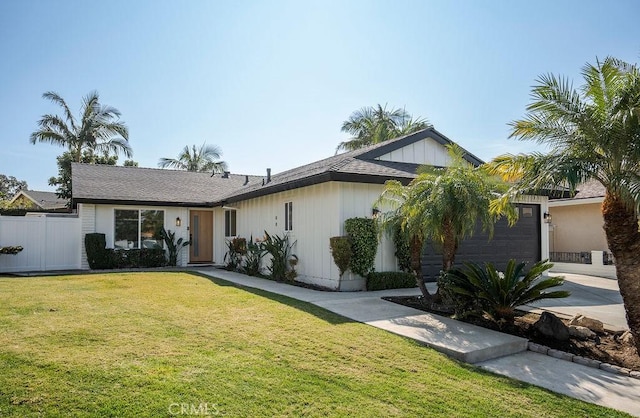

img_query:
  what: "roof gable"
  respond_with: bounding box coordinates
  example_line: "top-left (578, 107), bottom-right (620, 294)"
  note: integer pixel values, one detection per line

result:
top-left (10, 190), bottom-right (67, 210)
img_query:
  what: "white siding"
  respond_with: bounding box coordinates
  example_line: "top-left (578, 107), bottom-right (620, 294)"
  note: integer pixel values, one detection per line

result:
top-left (376, 137), bottom-right (452, 166)
top-left (226, 181), bottom-right (399, 290)
top-left (0, 214), bottom-right (81, 272)
top-left (230, 182), bottom-right (342, 289)
top-left (80, 203), bottom-right (96, 269)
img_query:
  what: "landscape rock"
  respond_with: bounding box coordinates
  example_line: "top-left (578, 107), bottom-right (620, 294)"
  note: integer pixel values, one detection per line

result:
top-left (534, 311), bottom-right (570, 341)
top-left (568, 314), bottom-right (604, 334)
top-left (568, 325), bottom-right (596, 340)
top-left (619, 330), bottom-right (636, 346)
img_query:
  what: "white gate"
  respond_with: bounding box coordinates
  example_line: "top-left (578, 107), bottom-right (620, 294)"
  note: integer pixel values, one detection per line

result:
top-left (0, 214), bottom-right (81, 273)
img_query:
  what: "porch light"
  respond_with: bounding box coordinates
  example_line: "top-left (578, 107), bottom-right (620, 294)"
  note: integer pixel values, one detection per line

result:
top-left (176, 217), bottom-right (182, 227)
top-left (543, 212), bottom-right (552, 224)
top-left (372, 207), bottom-right (380, 218)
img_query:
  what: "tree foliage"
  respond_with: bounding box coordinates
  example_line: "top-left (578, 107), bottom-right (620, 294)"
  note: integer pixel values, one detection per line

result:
top-left (485, 56), bottom-right (640, 353)
top-left (49, 151), bottom-right (118, 201)
top-left (31, 91), bottom-right (131, 163)
top-left (344, 218), bottom-right (378, 277)
top-left (158, 143), bottom-right (228, 173)
top-left (0, 175), bottom-right (27, 200)
top-left (376, 145), bottom-right (516, 299)
top-left (336, 104), bottom-right (431, 152)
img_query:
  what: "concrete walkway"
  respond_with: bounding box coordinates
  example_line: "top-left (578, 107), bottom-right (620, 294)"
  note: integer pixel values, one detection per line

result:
top-left (194, 267), bottom-right (640, 417)
top-left (528, 272), bottom-right (628, 331)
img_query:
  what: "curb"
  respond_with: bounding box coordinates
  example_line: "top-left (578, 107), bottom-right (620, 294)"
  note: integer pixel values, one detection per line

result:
top-left (527, 342), bottom-right (640, 380)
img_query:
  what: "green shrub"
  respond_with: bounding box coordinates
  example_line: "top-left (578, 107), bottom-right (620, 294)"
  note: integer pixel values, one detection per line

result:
top-left (0, 246), bottom-right (23, 255)
top-left (344, 217), bottom-right (377, 277)
top-left (242, 236), bottom-right (266, 276)
top-left (329, 236), bottom-right (352, 277)
top-left (224, 237), bottom-right (246, 271)
top-left (261, 231), bottom-right (297, 282)
top-left (85, 233), bottom-right (110, 269)
top-left (161, 228), bottom-right (190, 267)
top-left (367, 271), bottom-right (417, 291)
top-left (139, 248), bottom-right (166, 267)
top-left (392, 224), bottom-right (412, 273)
top-left (444, 259), bottom-right (570, 322)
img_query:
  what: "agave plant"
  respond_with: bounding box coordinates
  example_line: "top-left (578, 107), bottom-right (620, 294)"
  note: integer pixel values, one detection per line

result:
top-left (160, 228), bottom-right (191, 267)
top-left (444, 259), bottom-right (570, 321)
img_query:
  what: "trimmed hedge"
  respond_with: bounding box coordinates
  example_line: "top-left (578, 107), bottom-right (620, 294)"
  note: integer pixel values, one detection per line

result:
top-left (367, 271), bottom-right (417, 291)
top-left (329, 236), bottom-right (352, 277)
top-left (344, 217), bottom-right (377, 277)
top-left (85, 233), bottom-right (109, 269)
top-left (84, 233), bottom-right (166, 269)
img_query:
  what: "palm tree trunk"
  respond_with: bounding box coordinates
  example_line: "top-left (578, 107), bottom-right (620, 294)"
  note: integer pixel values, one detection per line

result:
top-left (602, 193), bottom-right (640, 355)
top-left (441, 220), bottom-right (457, 271)
top-left (410, 235), bottom-right (431, 299)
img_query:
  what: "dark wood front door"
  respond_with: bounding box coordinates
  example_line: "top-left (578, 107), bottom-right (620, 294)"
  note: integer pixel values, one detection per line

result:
top-left (189, 210), bottom-right (213, 263)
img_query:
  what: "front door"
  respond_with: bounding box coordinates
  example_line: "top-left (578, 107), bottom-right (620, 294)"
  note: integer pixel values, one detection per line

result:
top-left (189, 210), bottom-right (213, 263)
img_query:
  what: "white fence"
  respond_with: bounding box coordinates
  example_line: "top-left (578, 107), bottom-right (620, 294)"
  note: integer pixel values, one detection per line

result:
top-left (0, 214), bottom-right (81, 273)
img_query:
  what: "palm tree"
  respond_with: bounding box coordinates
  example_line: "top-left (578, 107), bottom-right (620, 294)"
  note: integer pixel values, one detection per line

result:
top-left (158, 143), bottom-right (228, 173)
top-left (336, 104), bottom-right (431, 152)
top-left (486, 56), bottom-right (640, 354)
top-left (30, 91), bottom-right (131, 162)
top-left (376, 145), bottom-right (516, 299)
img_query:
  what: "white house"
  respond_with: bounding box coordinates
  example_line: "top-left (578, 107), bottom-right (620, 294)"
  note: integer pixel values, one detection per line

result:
top-left (72, 128), bottom-right (550, 290)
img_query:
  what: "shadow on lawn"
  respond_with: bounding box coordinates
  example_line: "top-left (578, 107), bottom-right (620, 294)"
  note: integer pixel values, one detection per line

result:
top-left (191, 272), bottom-right (354, 326)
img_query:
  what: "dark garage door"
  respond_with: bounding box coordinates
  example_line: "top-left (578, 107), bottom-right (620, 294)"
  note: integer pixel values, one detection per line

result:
top-left (421, 203), bottom-right (541, 281)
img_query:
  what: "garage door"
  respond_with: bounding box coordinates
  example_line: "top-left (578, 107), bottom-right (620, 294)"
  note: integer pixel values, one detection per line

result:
top-left (421, 204), bottom-right (541, 281)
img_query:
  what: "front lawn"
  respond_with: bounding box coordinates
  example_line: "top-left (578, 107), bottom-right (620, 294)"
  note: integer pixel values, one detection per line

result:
top-left (0, 272), bottom-right (627, 417)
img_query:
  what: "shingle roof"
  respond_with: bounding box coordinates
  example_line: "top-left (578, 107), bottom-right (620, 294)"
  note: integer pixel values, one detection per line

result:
top-left (72, 128), bottom-right (482, 207)
top-left (573, 180), bottom-right (606, 199)
top-left (220, 128), bottom-right (480, 204)
top-left (72, 164), bottom-right (262, 207)
top-left (12, 190), bottom-right (68, 210)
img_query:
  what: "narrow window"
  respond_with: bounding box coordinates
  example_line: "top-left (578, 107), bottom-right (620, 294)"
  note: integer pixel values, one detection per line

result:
top-left (225, 210), bottom-right (237, 237)
top-left (284, 202), bottom-right (293, 231)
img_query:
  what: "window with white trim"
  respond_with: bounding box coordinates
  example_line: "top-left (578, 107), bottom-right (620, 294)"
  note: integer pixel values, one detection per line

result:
top-left (225, 209), bottom-right (237, 237)
top-left (114, 209), bottom-right (164, 249)
top-left (284, 201), bottom-right (293, 231)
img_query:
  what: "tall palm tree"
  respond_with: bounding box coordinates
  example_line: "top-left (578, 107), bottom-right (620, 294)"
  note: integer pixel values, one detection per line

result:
top-left (30, 91), bottom-right (131, 162)
top-left (376, 145), bottom-right (516, 299)
top-left (158, 143), bottom-right (228, 173)
top-left (336, 104), bottom-right (431, 152)
top-left (486, 56), bottom-right (640, 354)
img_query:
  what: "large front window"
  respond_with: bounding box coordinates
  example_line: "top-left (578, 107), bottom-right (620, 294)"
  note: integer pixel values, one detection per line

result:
top-left (114, 209), bottom-right (164, 249)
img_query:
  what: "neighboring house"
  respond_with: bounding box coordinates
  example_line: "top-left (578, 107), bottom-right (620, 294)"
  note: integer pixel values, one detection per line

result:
top-left (7, 190), bottom-right (68, 212)
top-left (548, 180), bottom-right (616, 278)
top-left (72, 128), bottom-right (551, 290)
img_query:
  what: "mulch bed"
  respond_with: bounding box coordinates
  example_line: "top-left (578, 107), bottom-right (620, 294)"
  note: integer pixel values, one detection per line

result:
top-left (383, 295), bottom-right (640, 372)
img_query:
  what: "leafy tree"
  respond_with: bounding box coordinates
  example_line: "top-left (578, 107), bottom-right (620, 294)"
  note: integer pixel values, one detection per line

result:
top-left (336, 104), bottom-right (431, 152)
top-left (123, 160), bottom-right (138, 167)
top-left (376, 145), bottom-right (516, 300)
top-left (49, 151), bottom-right (118, 201)
top-left (30, 91), bottom-right (131, 163)
top-left (158, 143), bottom-right (228, 173)
top-left (0, 175), bottom-right (28, 200)
top-left (486, 56), bottom-right (640, 354)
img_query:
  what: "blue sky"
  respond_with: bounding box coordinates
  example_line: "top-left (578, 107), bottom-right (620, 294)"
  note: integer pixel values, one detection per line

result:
top-left (1, 0), bottom-right (639, 191)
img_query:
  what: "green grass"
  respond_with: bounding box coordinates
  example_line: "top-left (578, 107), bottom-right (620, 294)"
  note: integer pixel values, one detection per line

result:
top-left (0, 272), bottom-right (628, 417)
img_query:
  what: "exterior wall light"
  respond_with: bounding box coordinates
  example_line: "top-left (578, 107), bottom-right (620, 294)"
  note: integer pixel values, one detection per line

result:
top-left (176, 217), bottom-right (182, 227)
top-left (372, 207), bottom-right (380, 218)
top-left (543, 212), bottom-right (552, 224)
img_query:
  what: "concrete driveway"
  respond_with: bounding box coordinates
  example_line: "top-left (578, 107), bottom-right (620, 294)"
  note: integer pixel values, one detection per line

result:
top-left (525, 272), bottom-right (627, 331)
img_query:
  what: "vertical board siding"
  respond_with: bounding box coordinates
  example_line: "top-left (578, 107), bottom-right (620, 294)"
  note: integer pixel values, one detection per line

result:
top-left (376, 137), bottom-right (451, 166)
top-left (0, 215), bottom-right (81, 272)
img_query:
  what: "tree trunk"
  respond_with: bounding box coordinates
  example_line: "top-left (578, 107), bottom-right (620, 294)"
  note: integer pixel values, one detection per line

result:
top-left (410, 235), bottom-right (431, 299)
top-left (441, 220), bottom-right (457, 271)
top-left (602, 193), bottom-right (640, 355)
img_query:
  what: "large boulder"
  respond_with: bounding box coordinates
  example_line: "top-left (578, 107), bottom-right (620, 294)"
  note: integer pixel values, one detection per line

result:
top-left (568, 325), bottom-right (596, 340)
top-left (569, 314), bottom-right (605, 334)
top-left (534, 312), bottom-right (570, 341)
top-left (620, 330), bottom-right (635, 346)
